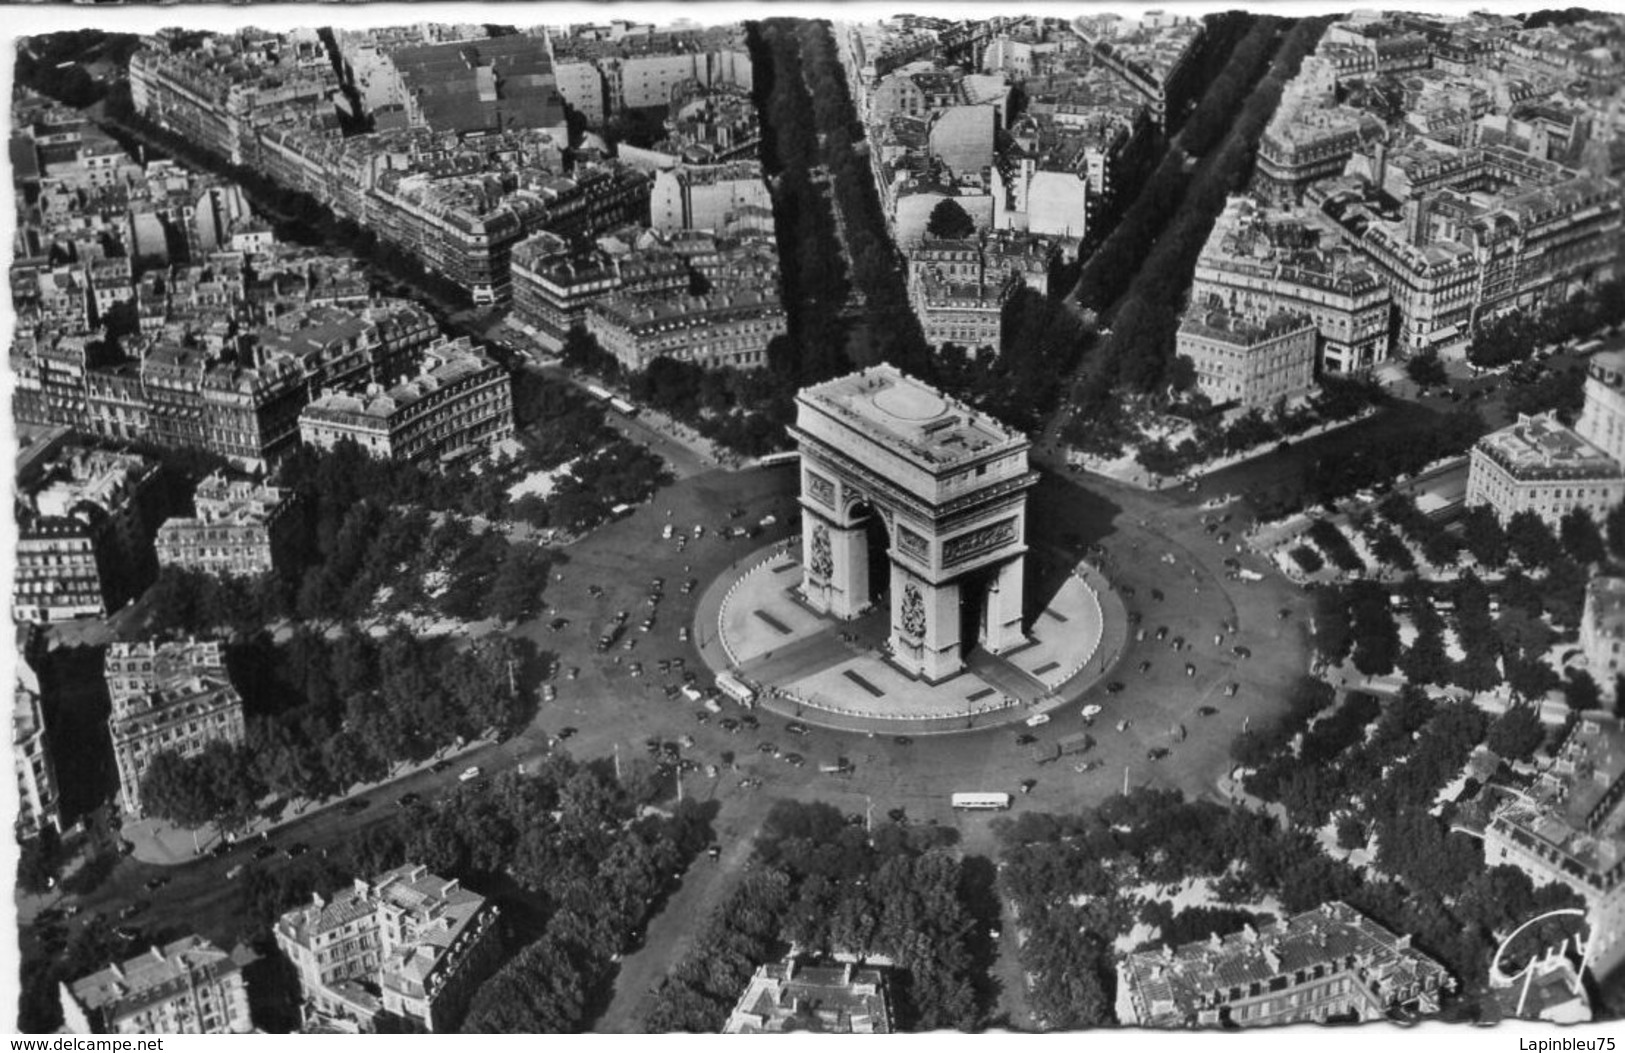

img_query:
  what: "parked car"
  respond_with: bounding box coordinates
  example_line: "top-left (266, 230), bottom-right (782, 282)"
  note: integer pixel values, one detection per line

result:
top-left (459, 766), bottom-right (482, 782)
top-left (1105, 681), bottom-right (1125, 694)
top-left (786, 721), bottom-right (811, 736)
top-left (1147, 747), bottom-right (1171, 761)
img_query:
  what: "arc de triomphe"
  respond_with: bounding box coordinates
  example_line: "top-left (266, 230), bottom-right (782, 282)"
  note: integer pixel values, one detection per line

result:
top-left (789, 365), bottom-right (1038, 682)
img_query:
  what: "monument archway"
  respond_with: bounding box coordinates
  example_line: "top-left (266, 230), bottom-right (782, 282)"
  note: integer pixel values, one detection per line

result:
top-left (791, 365), bottom-right (1038, 682)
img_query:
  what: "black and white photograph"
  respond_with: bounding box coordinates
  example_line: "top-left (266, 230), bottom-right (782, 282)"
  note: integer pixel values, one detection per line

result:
top-left (5, 2), bottom-right (1625, 1038)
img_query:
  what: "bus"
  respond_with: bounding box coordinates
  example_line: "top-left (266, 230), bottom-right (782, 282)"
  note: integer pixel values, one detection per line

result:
top-left (755, 451), bottom-right (801, 469)
top-left (715, 671), bottom-right (757, 708)
top-left (951, 792), bottom-right (1012, 811)
top-left (608, 397), bottom-right (638, 417)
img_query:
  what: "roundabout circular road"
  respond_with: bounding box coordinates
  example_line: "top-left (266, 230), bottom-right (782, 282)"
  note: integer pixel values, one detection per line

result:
top-left (510, 459), bottom-right (1313, 837)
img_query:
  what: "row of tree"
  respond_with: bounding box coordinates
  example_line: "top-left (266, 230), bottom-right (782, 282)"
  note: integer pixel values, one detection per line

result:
top-left (1467, 279), bottom-right (1625, 368)
top-left (135, 628), bottom-right (536, 834)
top-left (1078, 17), bottom-right (1332, 400)
top-left (1306, 519), bottom-right (1365, 575)
top-left (641, 800), bottom-right (990, 1031)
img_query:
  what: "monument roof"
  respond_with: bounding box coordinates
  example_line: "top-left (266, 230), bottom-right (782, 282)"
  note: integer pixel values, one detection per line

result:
top-left (798, 365), bottom-right (1025, 471)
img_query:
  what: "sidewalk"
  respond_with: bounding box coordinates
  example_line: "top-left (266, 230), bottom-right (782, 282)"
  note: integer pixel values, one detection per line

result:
top-left (1054, 408), bottom-right (1379, 492)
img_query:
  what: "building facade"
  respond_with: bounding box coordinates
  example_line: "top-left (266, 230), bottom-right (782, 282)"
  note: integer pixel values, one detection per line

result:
top-left (1177, 308), bottom-right (1319, 410)
top-left (1575, 350), bottom-right (1625, 467)
top-left (1581, 577), bottom-right (1625, 701)
top-left (297, 338), bottom-right (514, 465)
top-left (1465, 412), bottom-right (1625, 527)
top-left (724, 958), bottom-right (893, 1033)
top-left (649, 162), bottom-right (773, 235)
top-left (13, 448), bottom-right (166, 624)
top-left (1116, 901), bottom-right (1452, 1027)
top-left (62, 936), bottom-right (254, 1034)
top-left (105, 639), bottom-right (247, 818)
top-left (792, 366), bottom-right (1037, 681)
top-left (155, 472), bottom-right (300, 578)
top-left (584, 288), bottom-right (784, 372)
top-left (1483, 712), bottom-right (1625, 978)
top-left (14, 632), bottom-right (61, 841)
top-left (1190, 196), bottom-right (1392, 374)
top-left (274, 863), bottom-right (503, 1033)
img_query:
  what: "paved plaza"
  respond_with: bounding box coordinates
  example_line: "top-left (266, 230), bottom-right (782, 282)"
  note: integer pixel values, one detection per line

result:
top-left (710, 541), bottom-right (1113, 731)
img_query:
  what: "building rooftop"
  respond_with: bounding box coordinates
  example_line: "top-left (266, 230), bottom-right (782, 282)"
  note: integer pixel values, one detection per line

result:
top-left (797, 364), bottom-right (1027, 471)
top-left (1119, 901), bottom-right (1451, 1028)
top-left (1180, 306), bottom-right (1315, 347)
top-left (724, 960), bottom-right (892, 1033)
top-left (1586, 577), bottom-right (1625, 634)
top-left (1490, 712), bottom-right (1625, 891)
top-left (300, 338), bottom-right (502, 430)
top-left (1475, 413), bottom-right (1625, 482)
top-left (29, 447), bottom-right (158, 521)
top-left (68, 936), bottom-right (254, 1027)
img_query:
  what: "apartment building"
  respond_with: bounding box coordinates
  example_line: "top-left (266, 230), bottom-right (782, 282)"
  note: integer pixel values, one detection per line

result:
top-left (585, 287), bottom-right (785, 372)
top-left (105, 638), bottom-right (246, 818)
top-left (14, 631), bottom-right (61, 841)
top-left (1465, 412), bottom-right (1625, 527)
top-left (14, 448), bottom-right (166, 624)
top-left (1257, 76), bottom-right (1388, 203)
top-left (724, 958), bottom-right (893, 1033)
top-left (1177, 307), bottom-right (1319, 410)
top-left (1069, 13), bottom-right (1206, 130)
top-left (649, 162), bottom-right (773, 236)
top-left (906, 232), bottom-right (1059, 349)
top-left (1483, 712), bottom-right (1625, 978)
top-left (298, 338), bottom-right (514, 465)
top-left (274, 863), bottom-right (503, 1033)
top-left (1574, 353), bottom-right (1625, 466)
top-left (547, 24), bottom-right (752, 121)
top-left (1190, 196), bottom-right (1392, 374)
top-left (1116, 902), bottom-right (1451, 1027)
top-left (155, 472), bottom-right (300, 578)
top-left (62, 936), bottom-right (255, 1034)
top-left (390, 35), bottom-right (566, 137)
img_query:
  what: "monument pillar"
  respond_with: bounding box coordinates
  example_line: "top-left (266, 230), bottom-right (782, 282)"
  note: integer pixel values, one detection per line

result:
top-left (801, 512), bottom-right (870, 619)
top-left (890, 561), bottom-right (964, 682)
top-left (980, 557), bottom-right (1027, 654)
